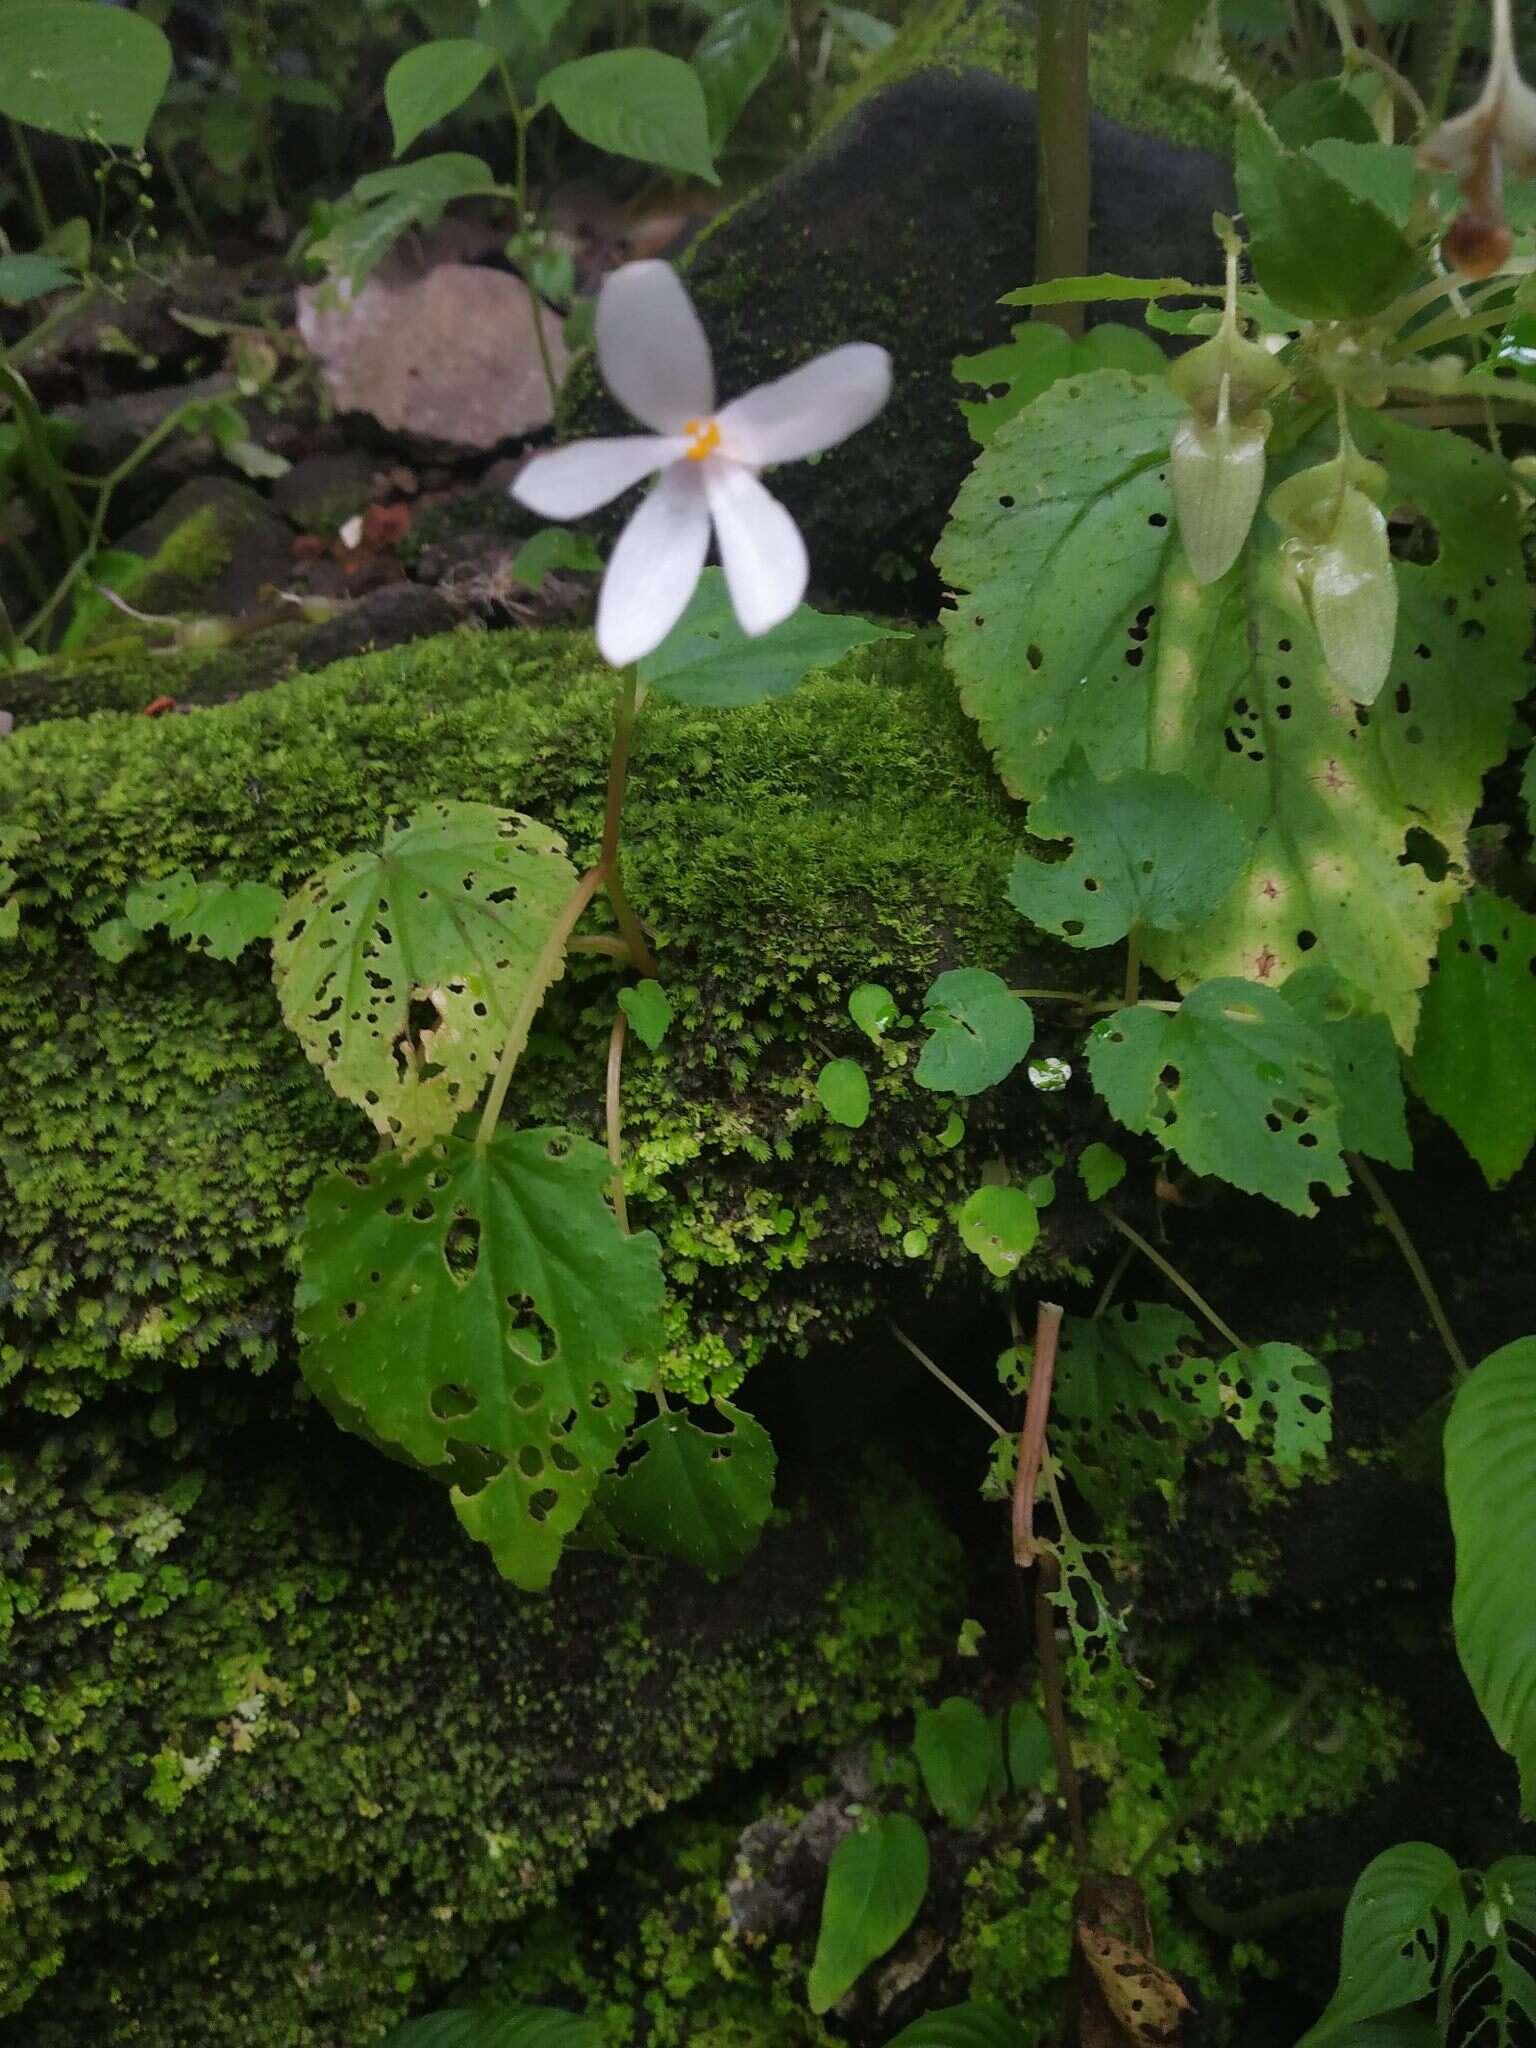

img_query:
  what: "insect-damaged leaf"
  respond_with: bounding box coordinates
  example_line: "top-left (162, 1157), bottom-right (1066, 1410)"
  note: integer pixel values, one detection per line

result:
top-left (273, 802), bottom-right (576, 1151)
top-left (1087, 978), bottom-right (1345, 1215)
top-left (1008, 750), bottom-right (1246, 948)
top-left (937, 373), bottom-right (1527, 1041)
top-left (1410, 890), bottom-right (1536, 1187)
top-left (599, 1400), bottom-right (776, 1574)
top-left (297, 1128), bottom-right (664, 1592)
top-left (914, 969), bottom-right (1033, 1096)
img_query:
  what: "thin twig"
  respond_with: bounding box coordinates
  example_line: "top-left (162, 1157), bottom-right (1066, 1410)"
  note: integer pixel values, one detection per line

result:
top-left (1103, 1210), bottom-right (1249, 1356)
top-left (1012, 1300), bottom-right (1065, 1566)
top-left (888, 1321), bottom-right (1007, 1436)
top-left (1346, 1152), bottom-right (1468, 1379)
top-left (1033, 1551), bottom-right (1090, 1869)
top-left (1091, 1242), bottom-right (1136, 1321)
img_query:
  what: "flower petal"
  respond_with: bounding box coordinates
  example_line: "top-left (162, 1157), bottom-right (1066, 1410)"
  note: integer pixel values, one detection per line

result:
top-left (597, 463), bottom-right (711, 665)
top-left (597, 261), bottom-right (715, 433)
top-left (511, 435), bottom-right (681, 521)
top-left (716, 343), bottom-right (892, 468)
top-left (702, 462), bottom-right (808, 637)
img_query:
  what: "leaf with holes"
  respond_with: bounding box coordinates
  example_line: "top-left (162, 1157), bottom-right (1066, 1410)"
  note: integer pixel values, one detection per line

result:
top-left (165, 880), bottom-right (284, 962)
top-left (1077, 1919), bottom-right (1193, 2043)
top-left (959, 1185), bottom-right (1038, 1277)
top-left (937, 374), bottom-right (1527, 1041)
top-left (1088, 978), bottom-right (1345, 1214)
top-left (914, 970), bottom-right (1033, 1097)
top-left (913, 1696), bottom-right (1000, 1828)
top-left (1216, 1341), bottom-right (1332, 1475)
top-left (1008, 750), bottom-right (1246, 949)
top-left (618, 979), bottom-right (673, 1051)
top-left (126, 869), bottom-right (198, 932)
top-left (808, 1814), bottom-right (930, 2015)
top-left (1300, 1843), bottom-right (1467, 2045)
top-left (272, 802), bottom-right (576, 1151)
top-left (296, 1127), bottom-right (663, 1592)
top-left (1410, 890), bottom-right (1536, 1187)
top-left (1446, 1340), bottom-right (1536, 1817)
top-left (598, 1400), bottom-right (775, 1574)
top-left (1281, 963), bottom-right (1409, 1170)
top-left (1462, 1858), bottom-right (1536, 2047)
top-left (88, 916), bottom-right (142, 963)
top-left (1047, 1520), bottom-right (1159, 1767)
top-left (955, 320), bottom-right (1165, 447)
top-left (1049, 1304), bottom-right (1221, 1520)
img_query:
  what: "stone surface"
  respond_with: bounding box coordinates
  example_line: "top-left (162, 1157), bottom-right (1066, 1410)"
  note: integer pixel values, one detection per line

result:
top-left (560, 67), bottom-right (1234, 609)
top-left (270, 448), bottom-right (379, 533)
top-left (297, 264), bottom-right (570, 455)
top-left (116, 474), bottom-right (296, 618)
top-left (291, 580), bottom-right (459, 665)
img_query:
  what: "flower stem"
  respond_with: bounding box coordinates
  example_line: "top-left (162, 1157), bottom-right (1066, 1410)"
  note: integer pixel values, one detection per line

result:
top-left (1012, 1300), bottom-right (1064, 1567)
top-left (603, 667), bottom-right (657, 977)
top-left (606, 1006), bottom-right (630, 1233)
top-left (1346, 1152), bottom-right (1468, 1379)
top-left (476, 864), bottom-right (607, 1146)
top-left (1032, 0), bottom-right (1091, 341)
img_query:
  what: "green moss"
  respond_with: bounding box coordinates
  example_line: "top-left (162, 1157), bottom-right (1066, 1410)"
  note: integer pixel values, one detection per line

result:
top-left (4, 623), bottom-right (309, 724)
top-left (0, 625), bottom-right (1090, 1419)
top-left (824, 0), bottom-right (1237, 153)
top-left (0, 1414), bottom-right (961, 2045)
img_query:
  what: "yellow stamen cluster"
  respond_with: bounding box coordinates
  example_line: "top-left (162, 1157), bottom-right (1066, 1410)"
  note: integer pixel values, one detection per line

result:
top-left (683, 418), bottom-right (721, 462)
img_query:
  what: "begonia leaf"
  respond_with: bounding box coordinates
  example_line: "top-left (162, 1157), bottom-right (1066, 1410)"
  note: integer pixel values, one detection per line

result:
top-left (1410, 890), bottom-right (1536, 1187)
top-left (914, 970), bottom-right (1033, 1096)
top-left (600, 1400), bottom-right (775, 1574)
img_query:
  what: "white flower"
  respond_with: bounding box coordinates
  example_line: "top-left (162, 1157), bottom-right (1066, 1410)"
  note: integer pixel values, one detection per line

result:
top-left (1419, 0), bottom-right (1536, 179)
top-left (511, 260), bottom-right (892, 666)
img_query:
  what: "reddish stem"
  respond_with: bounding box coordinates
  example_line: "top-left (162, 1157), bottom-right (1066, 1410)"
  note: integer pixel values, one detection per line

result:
top-left (1012, 1299), bottom-right (1065, 1566)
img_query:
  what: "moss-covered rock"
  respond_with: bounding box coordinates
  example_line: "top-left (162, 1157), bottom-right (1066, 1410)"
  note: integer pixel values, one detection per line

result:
top-left (0, 625), bottom-right (1097, 1420)
top-left (558, 8), bottom-right (1235, 608)
top-left (0, 1410), bottom-right (960, 2045)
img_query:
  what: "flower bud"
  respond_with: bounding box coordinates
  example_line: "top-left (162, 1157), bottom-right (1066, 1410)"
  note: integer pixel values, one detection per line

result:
top-left (1268, 449), bottom-right (1396, 703)
top-left (1171, 324), bottom-right (1290, 423)
top-left (1171, 405), bottom-right (1272, 585)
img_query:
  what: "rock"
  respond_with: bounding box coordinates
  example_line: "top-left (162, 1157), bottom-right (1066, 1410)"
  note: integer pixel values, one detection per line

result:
top-left (291, 582), bottom-right (460, 666)
top-left (297, 264), bottom-right (570, 457)
top-left (1, 1411), bottom-right (959, 2047)
top-left (60, 372), bottom-right (326, 523)
top-left (115, 475), bottom-right (296, 619)
top-left (270, 449), bottom-right (379, 534)
top-left (560, 66), bottom-right (1234, 609)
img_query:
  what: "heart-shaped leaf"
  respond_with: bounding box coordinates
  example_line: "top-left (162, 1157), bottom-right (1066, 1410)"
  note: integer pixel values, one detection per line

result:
top-left (1087, 978), bottom-right (1345, 1215)
top-left (297, 1127), bottom-right (664, 1592)
top-left (638, 570), bottom-right (898, 706)
top-left (1009, 751), bottom-right (1246, 948)
top-left (385, 40), bottom-right (495, 157)
top-left (959, 1185), bottom-right (1039, 1276)
top-left (1301, 1843), bottom-right (1467, 2045)
top-left (618, 979), bottom-right (674, 1051)
top-left (538, 49), bottom-right (719, 183)
top-left (808, 1814), bottom-right (930, 2015)
top-left (817, 1057), bottom-right (870, 1128)
top-left (884, 2007), bottom-right (1025, 2048)
top-left (914, 970), bottom-right (1033, 1097)
top-left (913, 1696), bottom-right (999, 1828)
top-left (0, 2), bottom-right (172, 147)
top-left (599, 1400), bottom-right (775, 1574)
top-left (273, 801), bottom-right (576, 1151)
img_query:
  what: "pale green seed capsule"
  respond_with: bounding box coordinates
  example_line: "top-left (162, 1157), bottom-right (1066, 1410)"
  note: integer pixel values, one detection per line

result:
top-left (1171, 404), bottom-right (1272, 585)
top-left (1305, 486), bottom-right (1397, 706)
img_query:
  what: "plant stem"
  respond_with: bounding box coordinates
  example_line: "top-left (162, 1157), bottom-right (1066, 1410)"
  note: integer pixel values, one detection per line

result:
top-left (602, 667), bottom-right (658, 977)
top-left (1012, 1300), bottom-right (1064, 1567)
top-left (0, 589), bottom-right (19, 666)
top-left (1123, 929), bottom-right (1142, 1007)
top-left (10, 121), bottom-right (52, 241)
top-left (156, 141), bottom-right (209, 247)
top-left (1091, 1242), bottom-right (1136, 1320)
top-left (1345, 1152), bottom-right (1468, 1379)
top-left (888, 1321), bottom-right (1007, 1436)
top-left (606, 1006), bottom-right (630, 1233)
top-left (1131, 1668), bottom-right (1327, 1880)
top-left (497, 62), bottom-right (561, 414)
top-left (1033, 1548), bottom-right (1089, 1869)
top-left (1032, 0), bottom-right (1091, 341)
top-left (476, 864), bottom-right (607, 1145)
top-left (1104, 1210), bottom-right (1250, 1356)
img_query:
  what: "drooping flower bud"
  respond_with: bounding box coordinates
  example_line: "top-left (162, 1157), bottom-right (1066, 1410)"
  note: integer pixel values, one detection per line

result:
top-left (1171, 400), bottom-right (1273, 586)
top-left (1420, 0), bottom-right (1530, 278)
top-left (1268, 435), bottom-right (1396, 705)
top-left (1168, 230), bottom-right (1290, 585)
